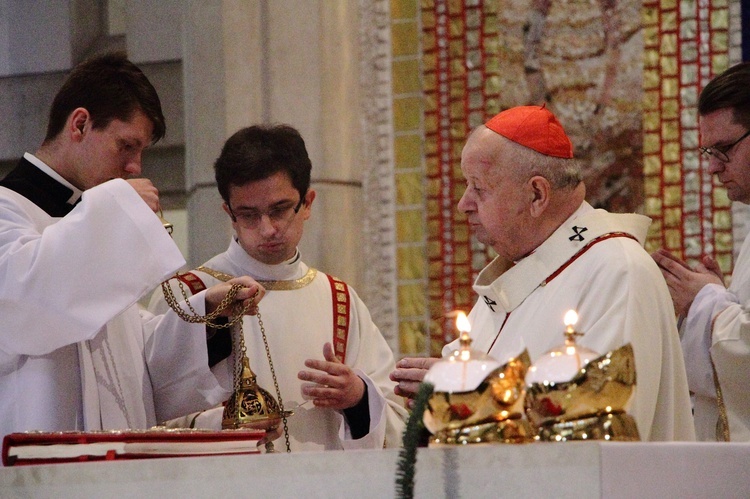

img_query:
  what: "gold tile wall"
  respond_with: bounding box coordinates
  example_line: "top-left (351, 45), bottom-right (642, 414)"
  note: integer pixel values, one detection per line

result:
top-left (390, 0), bottom-right (503, 355)
top-left (642, 0), bottom-right (733, 273)
top-left (392, 0), bottom-right (429, 355)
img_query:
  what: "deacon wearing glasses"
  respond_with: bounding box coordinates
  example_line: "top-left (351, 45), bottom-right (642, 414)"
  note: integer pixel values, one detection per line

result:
top-left (149, 124), bottom-right (407, 451)
top-left (653, 62), bottom-right (750, 441)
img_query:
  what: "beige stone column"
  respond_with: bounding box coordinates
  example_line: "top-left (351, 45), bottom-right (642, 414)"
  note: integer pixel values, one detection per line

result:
top-left (298, 1), bottom-right (365, 290)
top-left (181, 0), bottom-right (365, 292)
top-left (182, 0), bottom-right (264, 267)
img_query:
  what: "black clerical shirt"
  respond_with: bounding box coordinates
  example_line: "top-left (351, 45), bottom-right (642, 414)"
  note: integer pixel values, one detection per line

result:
top-left (0, 157), bottom-right (78, 217)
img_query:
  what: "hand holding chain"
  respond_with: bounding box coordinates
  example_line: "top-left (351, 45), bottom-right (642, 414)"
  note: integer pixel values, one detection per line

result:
top-left (161, 277), bottom-right (254, 329)
top-left (161, 275), bottom-right (291, 452)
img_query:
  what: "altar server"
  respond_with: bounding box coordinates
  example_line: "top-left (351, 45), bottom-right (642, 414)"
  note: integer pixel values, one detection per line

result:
top-left (149, 124), bottom-right (408, 451)
top-left (653, 62), bottom-right (750, 441)
top-left (0, 52), bottom-right (263, 445)
top-left (391, 105), bottom-right (695, 441)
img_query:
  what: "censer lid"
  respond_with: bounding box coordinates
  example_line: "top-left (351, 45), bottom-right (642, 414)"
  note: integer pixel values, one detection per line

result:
top-left (222, 355), bottom-right (286, 430)
top-left (525, 310), bottom-right (600, 385)
top-left (424, 312), bottom-right (501, 393)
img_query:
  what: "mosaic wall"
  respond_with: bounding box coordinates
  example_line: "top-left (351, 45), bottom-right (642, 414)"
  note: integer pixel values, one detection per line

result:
top-left (642, 0), bottom-right (733, 272)
top-left (389, 0), bottom-right (429, 356)
top-left (386, 0), bottom-right (746, 357)
top-left (421, 1), bottom-right (501, 353)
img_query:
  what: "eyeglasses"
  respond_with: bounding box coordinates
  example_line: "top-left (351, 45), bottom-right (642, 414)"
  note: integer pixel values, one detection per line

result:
top-left (227, 197), bottom-right (304, 230)
top-left (699, 129), bottom-right (750, 163)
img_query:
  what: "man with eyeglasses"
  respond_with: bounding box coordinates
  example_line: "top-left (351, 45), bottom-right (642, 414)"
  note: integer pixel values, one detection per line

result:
top-left (653, 62), bottom-right (750, 441)
top-left (149, 125), bottom-right (408, 451)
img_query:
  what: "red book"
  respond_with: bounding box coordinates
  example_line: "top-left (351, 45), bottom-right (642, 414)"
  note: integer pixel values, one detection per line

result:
top-left (2, 428), bottom-right (265, 466)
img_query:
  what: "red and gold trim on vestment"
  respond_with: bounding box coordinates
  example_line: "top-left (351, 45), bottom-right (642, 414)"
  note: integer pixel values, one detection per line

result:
top-left (326, 275), bottom-right (351, 364)
top-left (487, 232), bottom-right (638, 353)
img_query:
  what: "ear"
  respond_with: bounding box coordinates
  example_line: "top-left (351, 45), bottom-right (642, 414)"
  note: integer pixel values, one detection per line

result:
top-left (301, 189), bottom-right (316, 220)
top-left (69, 108), bottom-right (90, 141)
top-left (528, 176), bottom-right (551, 218)
top-left (222, 202), bottom-right (234, 219)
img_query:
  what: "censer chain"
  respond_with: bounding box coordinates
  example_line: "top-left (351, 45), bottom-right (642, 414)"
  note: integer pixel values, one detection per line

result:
top-left (254, 312), bottom-right (291, 453)
top-left (161, 276), bottom-right (291, 453)
top-left (161, 276), bottom-right (251, 329)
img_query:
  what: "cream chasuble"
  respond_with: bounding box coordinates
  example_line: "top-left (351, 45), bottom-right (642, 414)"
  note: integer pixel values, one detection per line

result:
top-left (443, 202), bottom-right (695, 441)
top-left (149, 238), bottom-right (408, 451)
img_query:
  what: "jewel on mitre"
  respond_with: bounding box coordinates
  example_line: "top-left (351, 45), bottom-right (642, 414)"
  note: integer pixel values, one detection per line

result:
top-left (484, 105), bottom-right (573, 159)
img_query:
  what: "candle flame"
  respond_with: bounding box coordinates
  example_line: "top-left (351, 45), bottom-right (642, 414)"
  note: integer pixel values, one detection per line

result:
top-left (564, 309), bottom-right (578, 327)
top-left (456, 311), bottom-right (471, 333)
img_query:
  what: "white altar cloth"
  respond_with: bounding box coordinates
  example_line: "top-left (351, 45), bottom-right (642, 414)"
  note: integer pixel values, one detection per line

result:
top-left (1, 442), bottom-right (749, 498)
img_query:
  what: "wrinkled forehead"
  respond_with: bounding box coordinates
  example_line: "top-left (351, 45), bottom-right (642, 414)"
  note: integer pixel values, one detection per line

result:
top-left (461, 127), bottom-right (507, 176)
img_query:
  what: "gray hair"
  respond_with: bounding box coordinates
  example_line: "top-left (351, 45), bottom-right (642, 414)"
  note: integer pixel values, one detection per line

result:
top-left (502, 138), bottom-right (582, 190)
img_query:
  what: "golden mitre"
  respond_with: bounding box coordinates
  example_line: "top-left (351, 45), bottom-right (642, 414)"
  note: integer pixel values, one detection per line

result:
top-left (524, 310), bottom-right (640, 441)
top-left (422, 326), bottom-right (535, 445)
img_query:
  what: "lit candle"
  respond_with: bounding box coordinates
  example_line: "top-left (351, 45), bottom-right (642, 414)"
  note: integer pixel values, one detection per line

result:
top-left (564, 309), bottom-right (578, 331)
top-left (456, 311), bottom-right (471, 334)
top-left (456, 310), bottom-right (471, 378)
top-left (563, 309), bottom-right (580, 357)
top-left (455, 311), bottom-right (471, 360)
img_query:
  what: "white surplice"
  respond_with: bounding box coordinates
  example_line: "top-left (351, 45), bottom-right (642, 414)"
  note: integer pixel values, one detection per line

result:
top-left (682, 231), bottom-right (750, 441)
top-left (443, 202), bottom-right (695, 442)
top-left (0, 179), bottom-right (230, 442)
top-left (149, 238), bottom-right (408, 451)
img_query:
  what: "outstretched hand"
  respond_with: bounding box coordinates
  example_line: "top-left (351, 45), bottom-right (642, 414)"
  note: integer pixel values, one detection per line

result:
top-left (205, 276), bottom-right (265, 317)
top-left (652, 249), bottom-right (724, 316)
top-left (297, 343), bottom-right (365, 410)
top-left (389, 357), bottom-right (440, 400)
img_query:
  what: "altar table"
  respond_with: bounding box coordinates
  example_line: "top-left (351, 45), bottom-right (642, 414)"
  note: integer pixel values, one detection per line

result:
top-left (2, 441), bottom-right (749, 498)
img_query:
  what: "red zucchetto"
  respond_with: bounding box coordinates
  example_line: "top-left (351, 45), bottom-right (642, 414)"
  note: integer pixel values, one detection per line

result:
top-left (484, 105), bottom-right (573, 159)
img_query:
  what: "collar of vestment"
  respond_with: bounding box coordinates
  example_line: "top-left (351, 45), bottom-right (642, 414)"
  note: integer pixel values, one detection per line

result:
top-left (0, 155), bottom-right (81, 217)
top-left (23, 153), bottom-right (83, 204)
top-left (201, 238), bottom-right (315, 290)
top-left (473, 202), bottom-right (650, 314)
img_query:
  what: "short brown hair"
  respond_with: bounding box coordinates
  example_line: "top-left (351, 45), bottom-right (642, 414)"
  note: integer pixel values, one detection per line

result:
top-left (698, 62), bottom-right (750, 129)
top-left (44, 51), bottom-right (165, 144)
top-left (214, 124), bottom-right (312, 204)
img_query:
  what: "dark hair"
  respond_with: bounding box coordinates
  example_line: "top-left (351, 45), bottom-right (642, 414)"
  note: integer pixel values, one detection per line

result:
top-left (44, 51), bottom-right (166, 144)
top-left (214, 124), bottom-right (312, 203)
top-left (698, 62), bottom-right (750, 129)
